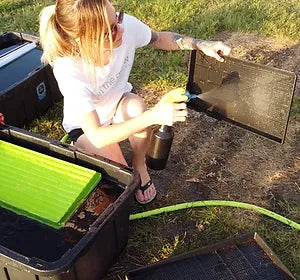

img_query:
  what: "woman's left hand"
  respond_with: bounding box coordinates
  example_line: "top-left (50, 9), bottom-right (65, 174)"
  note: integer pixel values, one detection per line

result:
top-left (195, 40), bottom-right (231, 62)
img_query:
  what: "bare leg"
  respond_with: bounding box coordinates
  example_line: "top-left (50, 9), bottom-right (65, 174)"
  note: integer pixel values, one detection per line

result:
top-left (113, 92), bottom-right (156, 203)
top-left (75, 134), bottom-right (128, 166)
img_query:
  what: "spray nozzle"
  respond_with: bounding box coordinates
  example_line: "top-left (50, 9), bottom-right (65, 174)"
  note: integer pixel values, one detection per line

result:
top-left (184, 91), bottom-right (199, 102)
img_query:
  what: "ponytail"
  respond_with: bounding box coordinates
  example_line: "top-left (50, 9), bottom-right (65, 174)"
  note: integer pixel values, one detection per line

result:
top-left (39, 5), bottom-right (78, 66)
top-left (39, 0), bottom-right (111, 85)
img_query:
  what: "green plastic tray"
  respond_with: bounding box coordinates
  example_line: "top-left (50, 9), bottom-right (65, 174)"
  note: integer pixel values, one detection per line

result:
top-left (0, 140), bottom-right (101, 229)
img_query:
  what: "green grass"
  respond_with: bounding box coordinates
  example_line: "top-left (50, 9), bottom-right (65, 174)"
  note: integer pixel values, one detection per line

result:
top-left (126, 0), bottom-right (300, 89)
top-left (0, 0), bottom-right (53, 33)
top-left (1, 0), bottom-right (299, 90)
top-left (1, 0), bottom-right (299, 278)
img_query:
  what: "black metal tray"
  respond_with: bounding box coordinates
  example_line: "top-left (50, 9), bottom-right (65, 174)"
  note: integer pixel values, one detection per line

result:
top-left (187, 51), bottom-right (296, 143)
top-left (127, 232), bottom-right (296, 280)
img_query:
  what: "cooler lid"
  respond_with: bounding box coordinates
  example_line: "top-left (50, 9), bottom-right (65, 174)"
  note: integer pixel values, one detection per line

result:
top-left (186, 51), bottom-right (296, 143)
top-left (0, 48), bottom-right (43, 93)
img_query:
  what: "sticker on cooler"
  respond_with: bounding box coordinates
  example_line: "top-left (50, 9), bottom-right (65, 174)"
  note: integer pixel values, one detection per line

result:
top-left (36, 82), bottom-right (47, 101)
top-left (0, 113), bottom-right (4, 125)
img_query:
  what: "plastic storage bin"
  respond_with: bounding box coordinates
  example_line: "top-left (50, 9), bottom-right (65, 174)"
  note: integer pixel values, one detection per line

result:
top-left (127, 232), bottom-right (296, 280)
top-left (0, 125), bottom-right (140, 280)
top-left (0, 31), bottom-right (62, 127)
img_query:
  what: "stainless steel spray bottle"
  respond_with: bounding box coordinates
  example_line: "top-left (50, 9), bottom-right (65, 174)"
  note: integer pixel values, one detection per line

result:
top-left (145, 125), bottom-right (174, 170)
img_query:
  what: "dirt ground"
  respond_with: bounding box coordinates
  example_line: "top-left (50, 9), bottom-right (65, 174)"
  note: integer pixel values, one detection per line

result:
top-left (136, 32), bottom-right (300, 207)
top-left (105, 33), bottom-right (300, 279)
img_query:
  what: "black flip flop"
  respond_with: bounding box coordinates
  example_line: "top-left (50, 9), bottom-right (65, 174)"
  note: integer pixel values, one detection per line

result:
top-left (135, 179), bottom-right (157, 205)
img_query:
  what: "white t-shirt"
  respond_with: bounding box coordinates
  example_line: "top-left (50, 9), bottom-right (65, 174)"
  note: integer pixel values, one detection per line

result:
top-left (53, 14), bottom-right (151, 132)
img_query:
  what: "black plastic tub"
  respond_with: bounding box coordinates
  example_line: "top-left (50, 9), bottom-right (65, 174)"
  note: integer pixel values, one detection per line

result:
top-left (127, 232), bottom-right (296, 280)
top-left (0, 125), bottom-right (140, 280)
top-left (0, 32), bottom-right (62, 127)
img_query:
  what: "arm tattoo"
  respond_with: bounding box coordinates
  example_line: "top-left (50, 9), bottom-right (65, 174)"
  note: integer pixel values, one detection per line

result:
top-left (172, 33), bottom-right (203, 50)
top-left (149, 31), bottom-right (159, 44)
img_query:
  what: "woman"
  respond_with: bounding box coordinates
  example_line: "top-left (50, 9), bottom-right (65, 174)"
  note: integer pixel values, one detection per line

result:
top-left (39, 0), bottom-right (231, 204)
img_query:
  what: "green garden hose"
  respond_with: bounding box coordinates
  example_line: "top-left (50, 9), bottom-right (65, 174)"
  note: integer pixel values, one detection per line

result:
top-left (129, 200), bottom-right (300, 231)
top-left (60, 133), bottom-right (70, 143)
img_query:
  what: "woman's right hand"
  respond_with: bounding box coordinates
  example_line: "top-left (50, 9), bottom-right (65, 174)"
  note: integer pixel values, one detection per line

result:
top-left (150, 88), bottom-right (188, 126)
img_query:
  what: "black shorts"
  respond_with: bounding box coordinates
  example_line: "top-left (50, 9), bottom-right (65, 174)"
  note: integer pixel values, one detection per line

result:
top-left (68, 128), bottom-right (84, 143)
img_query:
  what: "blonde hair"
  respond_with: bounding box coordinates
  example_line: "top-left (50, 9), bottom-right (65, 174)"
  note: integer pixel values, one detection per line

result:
top-left (39, 0), bottom-right (114, 77)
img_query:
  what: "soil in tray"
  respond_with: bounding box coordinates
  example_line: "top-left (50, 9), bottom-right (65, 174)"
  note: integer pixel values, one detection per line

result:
top-left (0, 180), bottom-right (124, 262)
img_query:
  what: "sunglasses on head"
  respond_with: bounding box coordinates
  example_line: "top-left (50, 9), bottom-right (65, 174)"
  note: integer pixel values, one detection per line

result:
top-left (105, 7), bottom-right (124, 42)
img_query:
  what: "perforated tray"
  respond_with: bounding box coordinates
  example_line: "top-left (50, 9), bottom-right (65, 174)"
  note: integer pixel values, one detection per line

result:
top-left (127, 232), bottom-right (295, 280)
top-left (0, 140), bottom-right (101, 229)
top-left (187, 51), bottom-right (296, 143)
